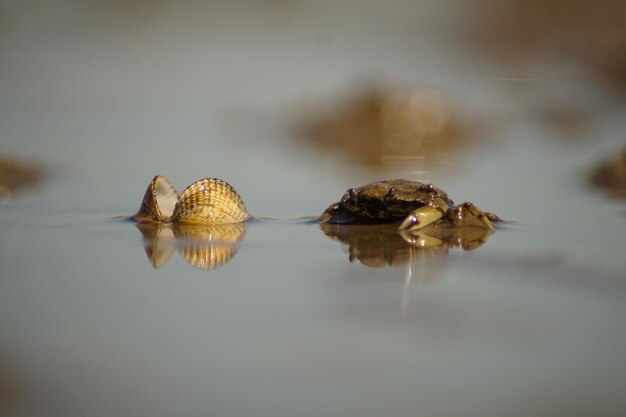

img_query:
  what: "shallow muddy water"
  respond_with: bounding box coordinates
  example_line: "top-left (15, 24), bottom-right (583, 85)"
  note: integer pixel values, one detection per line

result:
top-left (1, 2), bottom-right (626, 417)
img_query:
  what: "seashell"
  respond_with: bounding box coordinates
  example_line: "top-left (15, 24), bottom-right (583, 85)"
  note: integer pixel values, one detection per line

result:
top-left (171, 178), bottom-right (250, 225)
top-left (133, 176), bottom-right (250, 225)
top-left (133, 175), bottom-right (179, 223)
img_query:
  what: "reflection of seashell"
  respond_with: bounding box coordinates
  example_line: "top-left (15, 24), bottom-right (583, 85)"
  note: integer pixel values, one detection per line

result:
top-left (174, 224), bottom-right (247, 270)
top-left (133, 175), bottom-right (178, 223)
top-left (135, 222), bottom-right (247, 270)
top-left (172, 178), bottom-right (250, 225)
top-left (136, 223), bottom-right (176, 268)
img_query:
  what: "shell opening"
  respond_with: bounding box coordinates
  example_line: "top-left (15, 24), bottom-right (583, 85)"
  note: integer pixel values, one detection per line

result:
top-left (155, 179), bottom-right (177, 218)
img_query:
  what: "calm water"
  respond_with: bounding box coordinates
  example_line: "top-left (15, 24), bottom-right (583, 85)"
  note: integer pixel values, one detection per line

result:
top-left (1, 2), bottom-right (625, 417)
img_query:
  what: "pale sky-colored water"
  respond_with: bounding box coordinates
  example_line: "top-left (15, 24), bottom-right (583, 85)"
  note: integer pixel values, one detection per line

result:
top-left (1, 2), bottom-right (625, 416)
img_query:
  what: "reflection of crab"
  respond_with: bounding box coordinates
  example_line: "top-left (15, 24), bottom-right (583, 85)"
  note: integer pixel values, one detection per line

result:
top-left (319, 179), bottom-right (500, 231)
top-left (399, 226), bottom-right (493, 252)
top-left (321, 222), bottom-right (494, 268)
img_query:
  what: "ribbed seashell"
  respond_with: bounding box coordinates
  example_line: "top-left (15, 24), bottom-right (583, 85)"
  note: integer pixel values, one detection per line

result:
top-left (174, 223), bottom-right (247, 270)
top-left (133, 175), bottom-right (179, 223)
top-left (171, 178), bottom-right (250, 225)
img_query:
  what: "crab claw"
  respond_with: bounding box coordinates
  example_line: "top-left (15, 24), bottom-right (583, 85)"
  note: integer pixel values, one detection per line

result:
top-left (399, 206), bottom-right (444, 231)
top-left (449, 202), bottom-right (495, 230)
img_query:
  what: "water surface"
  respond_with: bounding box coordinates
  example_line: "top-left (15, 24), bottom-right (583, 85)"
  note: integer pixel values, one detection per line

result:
top-left (1, 2), bottom-right (625, 416)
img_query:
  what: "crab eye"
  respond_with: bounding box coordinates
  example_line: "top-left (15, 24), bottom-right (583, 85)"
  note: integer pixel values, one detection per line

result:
top-left (385, 187), bottom-right (396, 200)
top-left (348, 188), bottom-right (358, 199)
top-left (425, 184), bottom-right (435, 192)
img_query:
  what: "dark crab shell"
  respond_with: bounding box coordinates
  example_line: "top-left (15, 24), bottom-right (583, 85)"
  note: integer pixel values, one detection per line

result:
top-left (321, 179), bottom-right (453, 224)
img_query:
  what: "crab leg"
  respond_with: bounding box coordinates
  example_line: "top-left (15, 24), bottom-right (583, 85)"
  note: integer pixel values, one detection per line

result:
top-left (400, 202), bottom-right (496, 231)
top-left (448, 202), bottom-right (495, 230)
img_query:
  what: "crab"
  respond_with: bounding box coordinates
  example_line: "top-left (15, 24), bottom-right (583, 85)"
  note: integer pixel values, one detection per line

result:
top-left (319, 179), bottom-right (500, 231)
